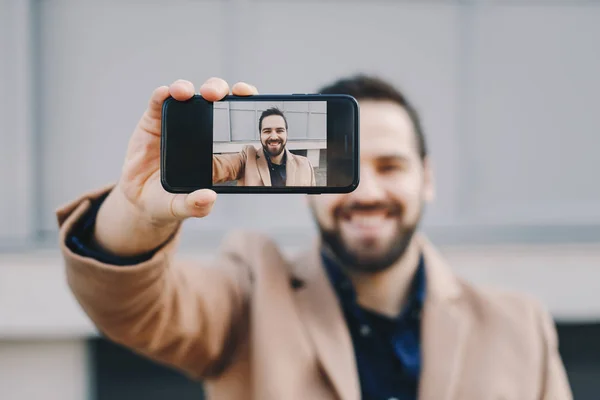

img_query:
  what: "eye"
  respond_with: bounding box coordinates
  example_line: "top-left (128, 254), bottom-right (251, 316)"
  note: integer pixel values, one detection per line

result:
top-left (378, 163), bottom-right (402, 173)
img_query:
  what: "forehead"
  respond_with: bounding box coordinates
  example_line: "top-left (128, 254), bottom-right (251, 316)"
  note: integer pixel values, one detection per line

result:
top-left (358, 100), bottom-right (418, 159)
top-left (261, 115), bottom-right (286, 129)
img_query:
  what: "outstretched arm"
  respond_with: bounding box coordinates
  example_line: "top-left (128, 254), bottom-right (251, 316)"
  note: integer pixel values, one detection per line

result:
top-left (536, 302), bottom-right (573, 400)
top-left (213, 152), bottom-right (246, 184)
top-left (57, 189), bottom-right (251, 380)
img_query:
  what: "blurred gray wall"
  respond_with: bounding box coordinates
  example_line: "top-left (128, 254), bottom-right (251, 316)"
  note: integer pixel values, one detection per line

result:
top-left (2, 0), bottom-right (599, 250)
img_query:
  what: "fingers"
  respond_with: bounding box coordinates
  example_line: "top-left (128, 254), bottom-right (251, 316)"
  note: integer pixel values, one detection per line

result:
top-left (147, 85), bottom-right (171, 119)
top-left (143, 78), bottom-right (257, 135)
top-left (200, 77), bottom-right (230, 101)
top-left (232, 82), bottom-right (258, 96)
top-left (169, 189), bottom-right (217, 220)
top-left (146, 80), bottom-right (194, 120)
top-left (169, 79), bottom-right (196, 101)
top-left (148, 79), bottom-right (256, 116)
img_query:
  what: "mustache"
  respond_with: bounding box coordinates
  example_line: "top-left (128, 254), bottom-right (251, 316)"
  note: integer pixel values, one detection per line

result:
top-left (333, 202), bottom-right (402, 218)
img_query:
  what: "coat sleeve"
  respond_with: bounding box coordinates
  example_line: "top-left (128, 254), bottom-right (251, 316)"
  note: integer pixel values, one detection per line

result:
top-left (56, 187), bottom-right (252, 380)
top-left (212, 151), bottom-right (246, 184)
top-left (309, 159), bottom-right (316, 186)
top-left (535, 301), bottom-right (573, 400)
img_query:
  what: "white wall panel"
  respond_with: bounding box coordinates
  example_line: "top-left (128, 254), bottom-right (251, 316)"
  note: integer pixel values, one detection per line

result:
top-left (1, 244), bottom-right (600, 341)
top-left (466, 4), bottom-right (600, 225)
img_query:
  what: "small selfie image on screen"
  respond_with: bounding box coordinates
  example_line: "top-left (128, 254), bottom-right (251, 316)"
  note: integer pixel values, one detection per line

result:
top-left (212, 100), bottom-right (327, 187)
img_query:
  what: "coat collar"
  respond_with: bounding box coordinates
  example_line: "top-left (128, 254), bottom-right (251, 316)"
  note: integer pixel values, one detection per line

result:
top-left (289, 233), bottom-right (470, 400)
top-left (256, 147), bottom-right (298, 186)
top-left (255, 147), bottom-right (271, 186)
top-left (291, 239), bottom-right (361, 400)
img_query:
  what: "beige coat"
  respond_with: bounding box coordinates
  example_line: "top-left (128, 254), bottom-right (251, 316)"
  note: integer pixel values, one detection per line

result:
top-left (57, 186), bottom-right (573, 400)
top-left (212, 145), bottom-right (316, 186)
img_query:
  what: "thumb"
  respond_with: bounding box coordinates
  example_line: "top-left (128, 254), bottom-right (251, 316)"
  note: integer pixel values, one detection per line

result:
top-left (169, 189), bottom-right (217, 220)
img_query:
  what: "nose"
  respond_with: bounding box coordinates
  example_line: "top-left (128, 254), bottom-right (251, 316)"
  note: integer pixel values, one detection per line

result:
top-left (349, 166), bottom-right (386, 203)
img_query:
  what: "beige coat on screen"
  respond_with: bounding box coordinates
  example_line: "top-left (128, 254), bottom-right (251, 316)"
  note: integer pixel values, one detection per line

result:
top-left (212, 145), bottom-right (316, 186)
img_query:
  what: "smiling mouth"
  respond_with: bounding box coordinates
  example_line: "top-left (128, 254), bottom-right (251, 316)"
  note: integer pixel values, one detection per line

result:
top-left (339, 207), bottom-right (399, 220)
top-left (343, 211), bottom-right (393, 225)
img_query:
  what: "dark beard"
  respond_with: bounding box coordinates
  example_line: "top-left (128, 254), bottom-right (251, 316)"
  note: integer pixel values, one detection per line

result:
top-left (319, 222), bottom-right (418, 274)
top-left (262, 140), bottom-right (285, 157)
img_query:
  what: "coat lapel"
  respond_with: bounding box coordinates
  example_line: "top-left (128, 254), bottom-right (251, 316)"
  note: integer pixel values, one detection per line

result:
top-left (255, 148), bottom-right (272, 186)
top-left (291, 244), bottom-right (361, 400)
top-left (418, 299), bottom-right (470, 400)
top-left (284, 149), bottom-right (298, 186)
top-left (289, 235), bottom-right (470, 400)
top-left (416, 235), bottom-right (471, 400)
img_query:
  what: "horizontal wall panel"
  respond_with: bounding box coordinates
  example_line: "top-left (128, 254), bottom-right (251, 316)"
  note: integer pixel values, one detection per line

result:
top-left (0, 340), bottom-right (88, 400)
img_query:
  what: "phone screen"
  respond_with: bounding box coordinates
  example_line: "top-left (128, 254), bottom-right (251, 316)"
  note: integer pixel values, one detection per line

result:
top-left (161, 94), bottom-right (359, 194)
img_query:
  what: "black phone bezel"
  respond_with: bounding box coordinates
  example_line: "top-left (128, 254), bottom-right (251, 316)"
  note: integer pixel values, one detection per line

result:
top-left (161, 93), bottom-right (360, 194)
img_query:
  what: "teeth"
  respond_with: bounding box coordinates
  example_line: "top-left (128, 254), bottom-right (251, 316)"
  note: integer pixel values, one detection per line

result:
top-left (350, 214), bottom-right (386, 227)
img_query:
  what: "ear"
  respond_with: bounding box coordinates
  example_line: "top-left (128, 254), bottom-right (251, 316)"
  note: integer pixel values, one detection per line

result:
top-left (422, 156), bottom-right (435, 203)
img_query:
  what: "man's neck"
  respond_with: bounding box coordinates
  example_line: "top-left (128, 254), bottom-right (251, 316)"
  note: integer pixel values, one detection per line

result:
top-left (266, 149), bottom-right (285, 165)
top-left (347, 239), bottom-right (422, 318)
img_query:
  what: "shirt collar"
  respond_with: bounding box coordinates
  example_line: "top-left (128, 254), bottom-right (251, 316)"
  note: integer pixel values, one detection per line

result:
top-left (264, 148), bottom-right (287, 167)
top-left (320, 248), bottom-right (427, 322)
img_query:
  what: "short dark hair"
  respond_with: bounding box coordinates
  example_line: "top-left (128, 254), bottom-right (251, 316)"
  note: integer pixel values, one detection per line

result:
top-left (259, 107), bottom-right (288, 132)
top-left (317, 74), bottom-right (427, 159)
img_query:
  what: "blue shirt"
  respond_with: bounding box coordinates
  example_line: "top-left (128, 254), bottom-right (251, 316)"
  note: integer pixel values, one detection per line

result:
top-left (66, 194), bottom-right (425, 399)
top-left (264, 148), bottom-right (287, 187)
top-left (321, 251), bottom-right (425, 400)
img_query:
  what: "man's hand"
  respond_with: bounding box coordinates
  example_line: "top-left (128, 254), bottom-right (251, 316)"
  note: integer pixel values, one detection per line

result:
top-left (94, 78), bottom-right (258, 256)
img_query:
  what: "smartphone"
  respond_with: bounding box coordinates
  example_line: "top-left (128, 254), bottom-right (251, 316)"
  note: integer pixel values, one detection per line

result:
top-left (160, 93), bottom-right (359, 194)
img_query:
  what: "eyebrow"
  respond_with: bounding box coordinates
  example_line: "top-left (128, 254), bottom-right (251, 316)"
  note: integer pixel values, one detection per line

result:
top-left (375, 154), bottom-right (411, 163)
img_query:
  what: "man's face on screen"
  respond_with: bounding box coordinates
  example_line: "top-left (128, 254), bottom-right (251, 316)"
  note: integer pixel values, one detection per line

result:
top-left (260, 115), bottom-right (288, 158)
top-left (308, 100), bottom-right (434, 273)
